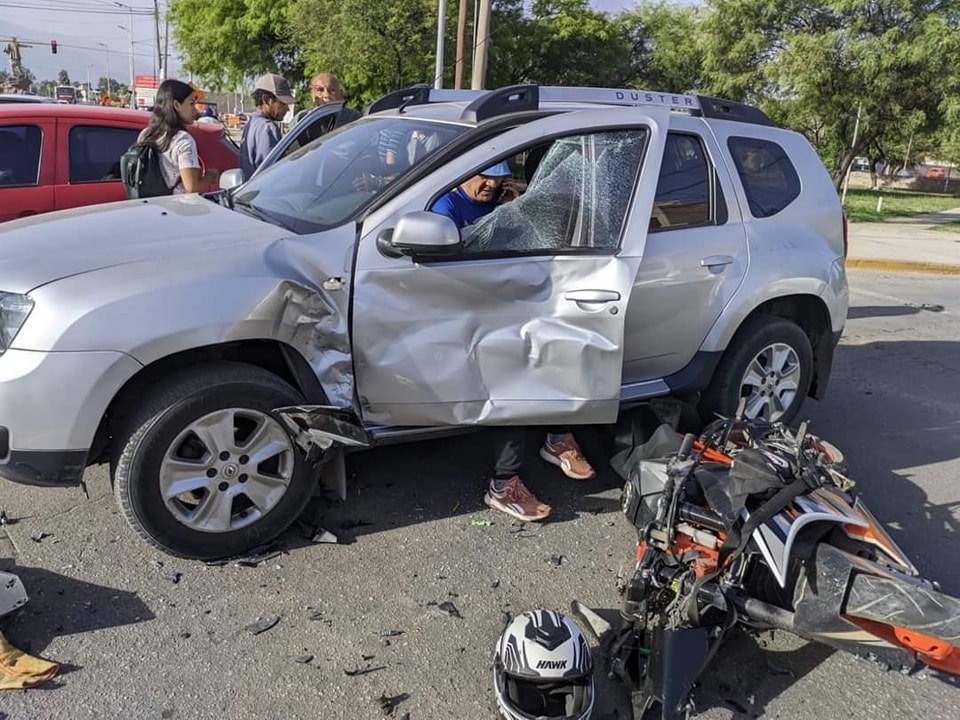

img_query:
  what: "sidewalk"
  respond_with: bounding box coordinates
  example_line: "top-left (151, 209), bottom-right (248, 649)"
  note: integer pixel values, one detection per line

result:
top-left (846, 207), bottom-right (960, 274)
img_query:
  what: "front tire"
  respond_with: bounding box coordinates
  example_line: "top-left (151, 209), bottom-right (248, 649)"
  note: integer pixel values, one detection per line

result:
top-left (113, 362), bottom-right (315, 560)
top-left (699, 315), bottom-right (813, 425)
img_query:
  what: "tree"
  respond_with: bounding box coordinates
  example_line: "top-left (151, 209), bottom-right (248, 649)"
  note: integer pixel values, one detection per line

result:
top-left (167, 0), bottom-right (301, 90)
top-left (700, 0), bottom-right (960, 186)
top-left (291, 0), bottom-right (447, 108)
top-left (57, 69), bottom-right (70, 85)
top-left (487, 0), bottom-right (635, 88)
top-left (616, 1), bottom-right (706, 93)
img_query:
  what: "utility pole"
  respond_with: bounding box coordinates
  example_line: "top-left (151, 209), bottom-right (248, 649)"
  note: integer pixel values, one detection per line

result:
top-left (163, 15), bottom-right (170, 82)
top-left (154, 0), bottom-right (163, 79)
top-left (840, 102), bottom-right (862, 206)
top-left (471, 0), bottom-right (490, 90)
top-left (454, 0), bottom-right (469, 89)
top-left (434, 0), bottom-right (447, 89)
top-left (98, 42), bottom-right (112, 96)
top-left (115, 3), bottom-right (135, 106)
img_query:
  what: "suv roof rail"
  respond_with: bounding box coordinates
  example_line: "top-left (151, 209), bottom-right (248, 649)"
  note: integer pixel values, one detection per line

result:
top-left (696, 95), bottom-right (774, 126)
top-left (365, 83), bottom-right (432, 115)
top-left (365, 84), bottom-right (773, 127)
top-left (459, 84), bottom-right (539, 123)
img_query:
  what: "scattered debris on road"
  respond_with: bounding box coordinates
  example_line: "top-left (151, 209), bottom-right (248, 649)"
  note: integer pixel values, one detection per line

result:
top-left (295, 654), bottom-right (314, 664)
top-left (205, 540), bottom-right (286, 568)
top-left (30, 531), bottom-right (48, 543)
top-left (379, 629), bottom-right (403, 637)
top-left (548, 554), bottom-right (564, 567)
top-left (378, 692), bottom-right (410, 716)
top-left (244, 616), bottom-right (281, 635)
top-left (469, 518), bottom-right (494, 527)
top-left (311, 529), bottom-right (339, 544)
top-left (432, 601), bottom-right (462, 619)
top-left (344, 664), bottom-right (386, 677)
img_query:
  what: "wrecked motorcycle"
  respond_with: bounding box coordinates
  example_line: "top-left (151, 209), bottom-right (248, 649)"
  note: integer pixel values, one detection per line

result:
top-left (599, 411), bottom-right (960, 719)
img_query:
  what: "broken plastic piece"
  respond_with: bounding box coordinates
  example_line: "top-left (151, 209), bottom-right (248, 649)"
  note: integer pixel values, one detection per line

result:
top-left (166, 572), bottom-right (182, 584)
top-left (311, 529), bottom-right (339, 544)
top-left (548, 554), bottom-right (564, 566)
top-left (378, 692), bottom-right (410, 716)
top-left (469, 518), bottom-right (494, 526)
top-left (380, 629), bottom-right (403, 637)
top-left (295, 654), bottom-right (314, 664)
top-left (437, 601), bottom-right (462, 619)
top-left (569, 600), bottom-right (612, 641)
top-left (344, 665), bottom-right (386, 677)
top-left (30, 531), bottom-right (48, 543)
top-left (244, 616), bottom-right (280, 635)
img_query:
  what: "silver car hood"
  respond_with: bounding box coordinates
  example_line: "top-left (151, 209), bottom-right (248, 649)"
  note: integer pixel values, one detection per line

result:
top-left (0, 194), bottom-right (289, 294)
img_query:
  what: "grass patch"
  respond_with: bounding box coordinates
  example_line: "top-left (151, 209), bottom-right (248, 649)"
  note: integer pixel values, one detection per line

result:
top-left (842, 188), bottom-right (960, 223)
top-left (930, 220), bottom-right (960, 234)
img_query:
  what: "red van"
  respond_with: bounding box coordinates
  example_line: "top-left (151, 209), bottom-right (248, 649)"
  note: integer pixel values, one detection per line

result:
top-left (0, 104), bottom-right (239, 222)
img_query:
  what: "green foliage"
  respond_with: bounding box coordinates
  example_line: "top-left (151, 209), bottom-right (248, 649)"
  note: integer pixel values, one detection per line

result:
top-left (163, 0), bottom-right (960, 188)
top-left (843, 188), bottom-right (960, 223)
top-left (291, 0), bottom-right (442, 108)
top-left (617, 1), bottom-right (705, 93)
top-left (167, 0), bottom-right (301, 90)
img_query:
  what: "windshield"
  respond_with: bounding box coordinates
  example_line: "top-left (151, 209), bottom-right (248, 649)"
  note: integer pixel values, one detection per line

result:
top-left (232, 117), bottom-right (468, 234)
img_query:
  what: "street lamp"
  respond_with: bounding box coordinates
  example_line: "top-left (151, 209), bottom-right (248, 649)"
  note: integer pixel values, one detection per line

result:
top-left (115, 2), bottom-right (136, 107)
top-left (97, 42), bottom-right (111, 97)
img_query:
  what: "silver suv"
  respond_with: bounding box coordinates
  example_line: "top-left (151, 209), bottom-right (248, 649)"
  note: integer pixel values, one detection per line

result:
top-left (0, 85), bottom-right (848, 559)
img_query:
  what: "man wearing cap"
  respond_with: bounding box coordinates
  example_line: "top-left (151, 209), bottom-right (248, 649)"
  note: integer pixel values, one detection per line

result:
top-left (240, 73), bottom-right (296, 181)
top-left (429, 161), bottom-right (597, 525)
top-left (429, 160), bottom-right (518, 228)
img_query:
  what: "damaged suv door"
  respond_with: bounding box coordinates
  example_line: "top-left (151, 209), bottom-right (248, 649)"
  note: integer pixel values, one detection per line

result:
top-left (347, 108), bottom-right (669, 427)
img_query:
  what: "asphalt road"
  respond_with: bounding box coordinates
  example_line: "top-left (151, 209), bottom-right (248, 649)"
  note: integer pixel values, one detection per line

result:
top-left (1, 269), bottom-right (959, 720)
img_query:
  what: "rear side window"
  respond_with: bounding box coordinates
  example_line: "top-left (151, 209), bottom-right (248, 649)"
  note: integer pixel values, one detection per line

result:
top-left (650, 133), bottom-right (711, 231)
top-left (69, 125), bottom-right (140, 183)
top-left (727, 137), bottom-right (801, 218)
top-left (0, 125), bottom-right (42, 187)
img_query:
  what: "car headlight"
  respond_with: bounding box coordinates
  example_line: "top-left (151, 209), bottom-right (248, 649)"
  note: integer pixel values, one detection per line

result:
top-left (0, 292), bottom-right (34, 354)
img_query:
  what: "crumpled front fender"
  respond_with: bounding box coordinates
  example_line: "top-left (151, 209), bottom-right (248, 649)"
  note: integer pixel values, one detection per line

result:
top-left (275, 405), bottom-right (371, 462)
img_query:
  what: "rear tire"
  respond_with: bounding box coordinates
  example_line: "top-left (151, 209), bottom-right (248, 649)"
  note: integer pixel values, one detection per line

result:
top-left (699, 315), bottom-right (813, 425)
top-left (112, 362), bottom-right (315, 560)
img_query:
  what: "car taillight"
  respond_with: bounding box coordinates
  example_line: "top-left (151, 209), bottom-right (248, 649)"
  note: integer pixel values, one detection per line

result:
top-left (842, 212), bottom-right (849, 259)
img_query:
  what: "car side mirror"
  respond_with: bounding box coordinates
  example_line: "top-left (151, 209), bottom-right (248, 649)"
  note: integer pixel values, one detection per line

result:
top-left (219, 168), bottom-right (244, 191)
top-left (377, 211), bottom-right (462, 259)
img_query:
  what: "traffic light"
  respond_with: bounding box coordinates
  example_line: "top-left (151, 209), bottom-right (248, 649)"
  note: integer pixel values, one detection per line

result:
top-left (51, 40), bottom-right (57, 54)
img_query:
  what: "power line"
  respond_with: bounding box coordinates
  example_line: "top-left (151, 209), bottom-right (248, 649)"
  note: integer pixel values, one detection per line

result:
top-left (0, 2), bottom-right (153, 15)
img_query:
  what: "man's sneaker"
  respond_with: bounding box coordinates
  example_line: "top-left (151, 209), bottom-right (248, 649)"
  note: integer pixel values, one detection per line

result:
top-left (484, 476), bottom-right (551, 522)
top-left (539, 433), bottom-right (596, 480)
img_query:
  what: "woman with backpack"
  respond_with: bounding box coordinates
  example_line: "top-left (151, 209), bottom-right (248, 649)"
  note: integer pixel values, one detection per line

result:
top-left (136, 79), bottom-right (219, 194)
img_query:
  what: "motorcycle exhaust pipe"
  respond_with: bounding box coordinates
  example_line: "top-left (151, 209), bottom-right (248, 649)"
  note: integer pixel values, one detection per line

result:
top-left (730, 594), bottom-right (796, 633)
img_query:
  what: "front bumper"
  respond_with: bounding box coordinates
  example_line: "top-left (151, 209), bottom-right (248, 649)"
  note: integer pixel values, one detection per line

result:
top-left (0, 449), bottom-right (88, 487)
top-left (0, 348), bottom-right (142, 486)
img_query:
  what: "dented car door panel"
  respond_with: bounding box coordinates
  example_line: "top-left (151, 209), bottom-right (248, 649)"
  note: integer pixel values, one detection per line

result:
top-left (349, 107), bottom-right (670, 427)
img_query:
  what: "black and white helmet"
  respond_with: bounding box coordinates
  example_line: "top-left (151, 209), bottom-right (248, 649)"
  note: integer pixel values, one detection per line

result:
top-left (494, 610), bottom-right (594, 720)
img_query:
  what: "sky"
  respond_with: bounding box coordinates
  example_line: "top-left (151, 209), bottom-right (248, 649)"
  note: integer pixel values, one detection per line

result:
top-left (1, 0), bottom-right (696, 87)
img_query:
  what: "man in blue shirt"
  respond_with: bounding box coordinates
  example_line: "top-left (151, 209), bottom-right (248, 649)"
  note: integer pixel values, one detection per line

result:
top-left (429, 160), bottom-right (596, 524)
top-left (240, 74), bottom-right (295, 181)
top-left (429, 160), bottom-right (516, 228)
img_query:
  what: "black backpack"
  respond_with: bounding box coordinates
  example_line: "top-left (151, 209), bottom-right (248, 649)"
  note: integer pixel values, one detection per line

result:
top-left (119, 142), bottom-right (173, 199)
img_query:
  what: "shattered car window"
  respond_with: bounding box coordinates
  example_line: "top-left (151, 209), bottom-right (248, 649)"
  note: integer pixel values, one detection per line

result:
top-left (233, 118), bottom-right (467, 234)
top-left (461, 130), bottom-right (647, 255)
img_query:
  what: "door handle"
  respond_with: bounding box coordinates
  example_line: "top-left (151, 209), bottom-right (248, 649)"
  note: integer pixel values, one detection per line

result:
top-left (700, 255), bottom-right (735, 268)
top-left (564, 289), bottom-right (621, 303)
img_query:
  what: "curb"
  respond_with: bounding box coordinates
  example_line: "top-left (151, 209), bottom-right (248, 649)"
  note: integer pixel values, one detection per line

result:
top-left (845, 258), bottom-right (960, 275)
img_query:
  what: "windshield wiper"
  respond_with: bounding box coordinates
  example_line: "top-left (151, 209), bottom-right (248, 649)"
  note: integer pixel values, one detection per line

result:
top-left (231, 197), bottom-right (293, 231)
